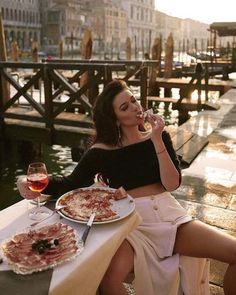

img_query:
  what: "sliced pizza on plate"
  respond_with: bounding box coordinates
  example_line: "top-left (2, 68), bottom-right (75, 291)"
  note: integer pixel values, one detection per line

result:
top-left (56, 186), bottom-right (134, 224)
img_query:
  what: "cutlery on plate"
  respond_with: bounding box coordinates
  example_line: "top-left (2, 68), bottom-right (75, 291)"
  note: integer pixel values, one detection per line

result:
top-left (30, 204), bottom-right (68, 227)
top-left (81, 213), bottom-right (96, 245)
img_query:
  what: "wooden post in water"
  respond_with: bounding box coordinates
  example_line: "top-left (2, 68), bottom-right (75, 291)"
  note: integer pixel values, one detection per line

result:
top-left (126, 37), bottom-right (131, 60)
top-left (0, 12), bottom-right (10, 105)
top-left (31, 40), bottom-right (38, 63)
top-left (164, 33), bottom-right (174, 97)
top-left (70, 32), bottom-right (74, 59)
top-left (80, 30), bottom-right (96, 105)
top-left (163, 33), bottom-right (173, 97)
top-left (11, 40), bottom-right (19, 61)
top-left (59, 40), bottom-right (64, 59)
top-left (81, 30), bottom-right (93, 60)
top-left (134, 35), bottom-right (137, 60)
top-left (148, 37), bottom-right (161, 96)
top-left (0, 12), bottom-right (7, 62)
top-left (31, 40), bottom-right (40, 90)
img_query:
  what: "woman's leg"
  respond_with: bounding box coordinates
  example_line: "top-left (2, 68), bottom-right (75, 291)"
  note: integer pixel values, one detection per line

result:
top-left (173, 220), bottom-right (236, 295)
top-left (99, 239), bottom-right (134, 295)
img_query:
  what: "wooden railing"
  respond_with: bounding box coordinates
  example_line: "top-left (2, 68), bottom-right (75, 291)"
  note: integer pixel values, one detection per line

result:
top-left (0, 60), bottom-right (149, 146)
top-left (0, 60), bottom-right (214, 167)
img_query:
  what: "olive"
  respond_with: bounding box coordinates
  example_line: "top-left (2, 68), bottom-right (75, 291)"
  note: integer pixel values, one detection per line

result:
top-left (46, 243), bottom-right (51, 249)
top-left (54, 239), bottom-right (59, 246)
top-left (38, 245), bottom-right (45, 254)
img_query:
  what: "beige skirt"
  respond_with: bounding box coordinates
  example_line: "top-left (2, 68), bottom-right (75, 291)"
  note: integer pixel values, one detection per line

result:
top-left (126, 192), bottom-right (210, 295)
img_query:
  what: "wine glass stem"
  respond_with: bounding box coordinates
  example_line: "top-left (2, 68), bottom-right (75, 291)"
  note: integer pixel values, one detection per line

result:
top-left (37, 194), bottom-right (41, 209)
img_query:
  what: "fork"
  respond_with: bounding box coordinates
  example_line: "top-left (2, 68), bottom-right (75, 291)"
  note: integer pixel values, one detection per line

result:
top-left (30, 204), bottom-right (68, 227)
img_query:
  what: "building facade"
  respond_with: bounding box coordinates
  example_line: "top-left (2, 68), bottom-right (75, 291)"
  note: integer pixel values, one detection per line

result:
top-left (120, 0), bottom-right (156, 56)
top-left (0, 0), bottom-right (41, 51)
top-left (39, 0), bottom-right (91, 54)
top-left (89, 0), bottom-right (127, 55)
top-left (0, 0), bottom-right (220, 59)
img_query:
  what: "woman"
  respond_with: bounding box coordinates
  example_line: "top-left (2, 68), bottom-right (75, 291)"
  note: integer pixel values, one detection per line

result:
top-left (18, 79), bottom-right (236, 295)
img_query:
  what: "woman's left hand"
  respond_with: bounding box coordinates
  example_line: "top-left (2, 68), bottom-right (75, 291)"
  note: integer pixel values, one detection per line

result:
top-left (146, 114), bottom-right (165, 139)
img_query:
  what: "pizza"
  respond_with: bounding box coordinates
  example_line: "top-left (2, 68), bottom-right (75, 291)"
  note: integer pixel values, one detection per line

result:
top-left (57, 187), bottom-right (128, 222)
top-left (1, 223), bottom-right (81, 274)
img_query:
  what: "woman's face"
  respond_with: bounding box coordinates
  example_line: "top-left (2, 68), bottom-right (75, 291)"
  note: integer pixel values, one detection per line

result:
top-left (112, 89), bottom-right (144, 127)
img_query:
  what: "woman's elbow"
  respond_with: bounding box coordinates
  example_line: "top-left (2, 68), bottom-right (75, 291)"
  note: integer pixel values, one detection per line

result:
top-left (164, 178), bottom-right (181, 192)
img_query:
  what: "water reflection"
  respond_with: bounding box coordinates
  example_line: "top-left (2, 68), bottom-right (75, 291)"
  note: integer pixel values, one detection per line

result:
top-left (0, 141), bottom-right (77, 210)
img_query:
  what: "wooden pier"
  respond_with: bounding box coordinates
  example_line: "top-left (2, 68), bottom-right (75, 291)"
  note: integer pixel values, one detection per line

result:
top-left (154, 77), bottom-right (234, 96)
top-left (0, 60), bottom-right (235, 167)
top-left (0, 61), bottom-right (148, 147)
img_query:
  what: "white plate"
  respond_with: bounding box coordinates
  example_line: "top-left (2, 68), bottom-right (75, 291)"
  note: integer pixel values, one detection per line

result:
top-left (1, 223), bottom-right (83, 275)
top-left (56, 186), bottom-right (135, 224)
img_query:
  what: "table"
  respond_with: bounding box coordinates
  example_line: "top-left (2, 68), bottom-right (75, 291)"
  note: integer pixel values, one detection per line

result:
top-left (0, 200), bottom-right (141, 295)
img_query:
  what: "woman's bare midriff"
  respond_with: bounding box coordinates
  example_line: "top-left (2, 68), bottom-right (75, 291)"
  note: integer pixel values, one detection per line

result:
top-left (127, 183), bottom-right (166, 199)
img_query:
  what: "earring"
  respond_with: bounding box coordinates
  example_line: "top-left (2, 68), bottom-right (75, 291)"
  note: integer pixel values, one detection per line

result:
top-left (117, 126), bottom-right (121, 140)
top-left (117, 125), bottom-right (122, 147)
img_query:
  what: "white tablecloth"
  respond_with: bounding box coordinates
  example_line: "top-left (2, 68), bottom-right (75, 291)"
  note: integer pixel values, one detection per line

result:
top-left (0, 200), bottom-right (141, 295)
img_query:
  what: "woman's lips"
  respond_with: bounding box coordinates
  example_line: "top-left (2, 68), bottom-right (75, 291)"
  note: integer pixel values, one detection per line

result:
top-left (136, 112), bottom-right (144, 118)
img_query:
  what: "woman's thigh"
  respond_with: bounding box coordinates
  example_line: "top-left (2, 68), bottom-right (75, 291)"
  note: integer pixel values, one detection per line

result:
top-left (174, 220), bottom-right (236, 264)
top-left (103, 239), bottom-right (134, 283)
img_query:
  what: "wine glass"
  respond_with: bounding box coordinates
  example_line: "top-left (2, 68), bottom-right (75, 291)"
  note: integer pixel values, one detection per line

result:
top-left (27, 162), bottom-right (49, 220)
top-left (143, 108), bottom-right (153, 130)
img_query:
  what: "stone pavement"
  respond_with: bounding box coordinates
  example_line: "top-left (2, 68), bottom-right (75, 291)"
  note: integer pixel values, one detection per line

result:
top-left (124, 88), bottom-right (236, 295)
top-left (173, 88), bottom-right (236, 294)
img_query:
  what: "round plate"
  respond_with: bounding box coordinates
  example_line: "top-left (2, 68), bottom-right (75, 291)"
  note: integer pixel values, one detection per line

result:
top-left (56, 186), bottom-right (135, 224)
top-left (1, 223), bottom-right (83, 275)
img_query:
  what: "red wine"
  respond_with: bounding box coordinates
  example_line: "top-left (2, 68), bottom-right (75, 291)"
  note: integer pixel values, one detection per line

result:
top-left (27, 173), bottom-right (49, 192)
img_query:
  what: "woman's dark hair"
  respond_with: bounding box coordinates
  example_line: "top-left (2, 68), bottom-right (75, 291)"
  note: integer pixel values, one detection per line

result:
top-left (93, 79), bottom-right (129, 145)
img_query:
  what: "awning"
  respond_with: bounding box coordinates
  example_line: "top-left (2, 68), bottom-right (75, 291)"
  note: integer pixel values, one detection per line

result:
top-left (209, 22), bottom-right (236, 36)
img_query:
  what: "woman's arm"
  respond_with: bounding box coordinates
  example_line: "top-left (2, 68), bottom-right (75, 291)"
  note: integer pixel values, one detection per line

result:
top-left (43, 148), bottom-right (99, 197)
top-left (148, 115), bottom-right (181, 191)
top-left (17, 149), bottom-right (100, 200)
top-left (155, 132), bottom-right (181, 191)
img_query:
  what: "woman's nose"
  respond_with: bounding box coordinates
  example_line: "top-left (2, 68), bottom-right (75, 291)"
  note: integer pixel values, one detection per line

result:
top-left (132, 104), bottom-right (139, 111)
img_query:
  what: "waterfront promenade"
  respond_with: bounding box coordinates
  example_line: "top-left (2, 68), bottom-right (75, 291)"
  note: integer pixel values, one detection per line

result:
top-left (174, 88), bottom-right (236, 294)
top-left (126, 88), bottom-right (236, 294)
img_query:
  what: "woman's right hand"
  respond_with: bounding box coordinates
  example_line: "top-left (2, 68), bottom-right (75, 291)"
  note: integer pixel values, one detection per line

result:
top-left (147, 114), bottom-right (165, 140)
top-left (16, 175), bottom-right (40, 200)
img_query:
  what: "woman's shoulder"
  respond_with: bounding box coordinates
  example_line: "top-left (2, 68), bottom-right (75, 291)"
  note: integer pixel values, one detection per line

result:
top-left (90, 142), bottom-right (118, 150)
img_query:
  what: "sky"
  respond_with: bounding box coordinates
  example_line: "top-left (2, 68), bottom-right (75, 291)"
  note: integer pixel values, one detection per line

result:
top-left (155, 0), bottom-right (236, 24)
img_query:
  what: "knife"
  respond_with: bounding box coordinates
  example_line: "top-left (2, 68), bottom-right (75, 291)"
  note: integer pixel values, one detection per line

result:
top-left (81, 212), bottom-right (96, 245)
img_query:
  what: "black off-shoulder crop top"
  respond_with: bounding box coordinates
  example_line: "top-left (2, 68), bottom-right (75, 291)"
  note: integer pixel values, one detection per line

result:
top-left (44, 131), bottom-right (181, 197)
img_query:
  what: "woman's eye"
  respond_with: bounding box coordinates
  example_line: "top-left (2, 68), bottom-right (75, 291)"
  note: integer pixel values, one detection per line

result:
top-left (121, 105), bottom-right (128, 111)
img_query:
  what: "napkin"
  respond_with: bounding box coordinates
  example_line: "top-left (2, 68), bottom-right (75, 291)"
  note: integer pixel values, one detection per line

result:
top-left (0, 269), bottom-right (53, 295)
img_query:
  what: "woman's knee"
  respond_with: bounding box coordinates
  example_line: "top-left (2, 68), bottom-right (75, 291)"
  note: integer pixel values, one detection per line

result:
top-left (174, 220), bottom-right (236, 264)
top-left (100, 240), bottom-right (134, 285)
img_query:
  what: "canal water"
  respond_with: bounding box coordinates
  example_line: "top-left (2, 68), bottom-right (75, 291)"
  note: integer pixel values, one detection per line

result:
top-left (0, 82), bottom-right (224, 211)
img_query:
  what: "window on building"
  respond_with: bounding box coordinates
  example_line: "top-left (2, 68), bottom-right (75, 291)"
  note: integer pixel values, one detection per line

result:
top-left (15, 9), bottom-right (17, 21)
top-left (137, 8), bottom-right (139, 21)
top-left (1, 7), bottom-right (4, 19)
